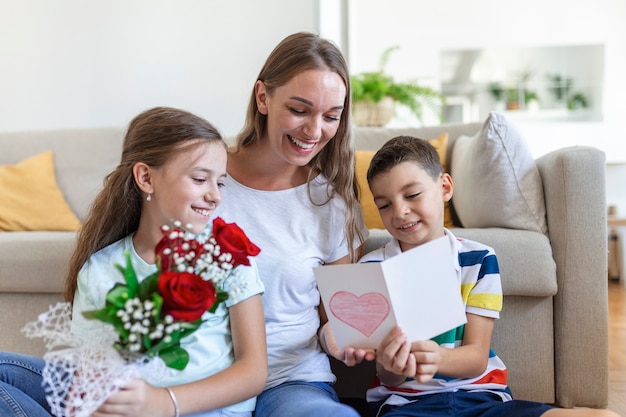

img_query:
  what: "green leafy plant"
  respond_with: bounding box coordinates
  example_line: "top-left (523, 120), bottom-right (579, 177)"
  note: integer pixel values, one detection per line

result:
top-left (547, 73), bottom-right (573, 102)
top-left (488, 82), bottom-right (505, 102)
top-left (524, 90), bottom-right (540, 104)
top-left (350, 46), bottom-right (444, 123)
top-left (489, 77), bottom-right (539, 110)
top-left (567, 92), bottom-right (589, 110)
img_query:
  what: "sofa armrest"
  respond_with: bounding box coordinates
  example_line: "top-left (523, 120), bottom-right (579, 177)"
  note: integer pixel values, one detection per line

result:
top-left (536, 146), bottom-right (608, 408)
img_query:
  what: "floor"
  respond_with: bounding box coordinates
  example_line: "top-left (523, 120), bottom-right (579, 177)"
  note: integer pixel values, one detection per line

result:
top-left (608, 279), bottom-right (626, 414)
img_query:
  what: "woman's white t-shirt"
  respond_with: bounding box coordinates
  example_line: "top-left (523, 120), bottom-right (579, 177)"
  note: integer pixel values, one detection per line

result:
top-left (214, 174), bottom-right (368, 389)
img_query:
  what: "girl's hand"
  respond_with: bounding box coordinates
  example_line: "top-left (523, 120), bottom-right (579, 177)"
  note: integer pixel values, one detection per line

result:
top-left (409, 339), bottom-right (442, 383)
top-left (319, 322), bottom-right (376, 366)
top-left (90, 379), bottom-right (172, 417)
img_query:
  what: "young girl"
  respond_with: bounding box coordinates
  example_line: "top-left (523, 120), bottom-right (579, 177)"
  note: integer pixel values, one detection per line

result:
top-left (0, 107), bottom-right (267, 417)
top-left (212, 32), bottom-right (370, 417)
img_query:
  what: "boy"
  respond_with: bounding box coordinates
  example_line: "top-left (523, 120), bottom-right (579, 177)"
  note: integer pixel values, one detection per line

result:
top-left (360, 136), bottom-right (618, 417)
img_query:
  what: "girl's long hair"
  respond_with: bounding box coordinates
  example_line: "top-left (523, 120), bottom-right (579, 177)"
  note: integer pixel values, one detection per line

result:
top-left (64, 107), bottom-right (224, 302)
top-left (236, 32), bottom-right (365, 261)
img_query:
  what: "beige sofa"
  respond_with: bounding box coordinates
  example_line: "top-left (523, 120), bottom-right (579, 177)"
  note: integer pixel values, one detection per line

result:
top-left (0, 113), bottom-right (609, 411)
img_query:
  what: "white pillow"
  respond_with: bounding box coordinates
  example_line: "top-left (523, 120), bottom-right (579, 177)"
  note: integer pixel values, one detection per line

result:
top-left (450, 112), bottom-right (547, 234)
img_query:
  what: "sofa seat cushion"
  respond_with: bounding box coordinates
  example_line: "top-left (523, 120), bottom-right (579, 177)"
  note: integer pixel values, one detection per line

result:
top-left (364, 228), bottom-right (556, 297)
top-left (0, 231), bottom-right (76, 293)
top-left (454, 228), bottom-right (556, 297)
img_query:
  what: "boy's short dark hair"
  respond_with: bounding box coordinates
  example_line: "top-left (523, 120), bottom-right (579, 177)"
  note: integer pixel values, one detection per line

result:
top-left (366, 136), bottom-right (443, 184)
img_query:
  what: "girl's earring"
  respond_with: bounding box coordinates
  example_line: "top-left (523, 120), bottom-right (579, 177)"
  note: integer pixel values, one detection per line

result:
top-left (146, 193), bottom-right (152, 202)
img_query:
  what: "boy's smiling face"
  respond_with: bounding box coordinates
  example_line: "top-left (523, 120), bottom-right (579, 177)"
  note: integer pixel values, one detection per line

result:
top-left (369, 161), bottom-right (453, 252)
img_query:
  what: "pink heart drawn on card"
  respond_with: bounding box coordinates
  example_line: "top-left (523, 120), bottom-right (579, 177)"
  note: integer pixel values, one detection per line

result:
top-left (329, 291), bottom-right (390, 337)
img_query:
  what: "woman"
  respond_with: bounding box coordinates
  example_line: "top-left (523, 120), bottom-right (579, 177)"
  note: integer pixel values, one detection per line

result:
top-left (212, 32), bottom-right (372, 417)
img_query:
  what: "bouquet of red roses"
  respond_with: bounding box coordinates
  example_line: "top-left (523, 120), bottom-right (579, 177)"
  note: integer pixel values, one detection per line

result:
top-left (83, 217), bottom-right (261, 370)
top-left (22, 217), bottom-right (260, 417)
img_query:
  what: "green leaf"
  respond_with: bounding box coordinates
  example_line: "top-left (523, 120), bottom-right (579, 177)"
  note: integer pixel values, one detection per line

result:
top-left (82, 306), bottom-right (118, 325)
top-left (138, 271), bottom-right (160, 300)
top-left (208, 290), bottom-right (229, 313)
top-left (158, 345), bottom-right (190, 370)
top-left (117, 251), bottom-right (139, 293)
top-left (105, 283), bottom-right (133, 308)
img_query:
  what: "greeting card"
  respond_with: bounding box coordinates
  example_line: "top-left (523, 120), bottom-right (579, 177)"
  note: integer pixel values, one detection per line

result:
top-left (314, 236), bottom-right (466, 350)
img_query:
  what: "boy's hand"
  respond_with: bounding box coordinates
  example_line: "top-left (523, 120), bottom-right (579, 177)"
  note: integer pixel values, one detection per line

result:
top-left (376, 326), bottom-right (416, 378)
top-left (409, 339), bottom-right (441, 383)
top-left (318, 322), bottom-right (376, 366)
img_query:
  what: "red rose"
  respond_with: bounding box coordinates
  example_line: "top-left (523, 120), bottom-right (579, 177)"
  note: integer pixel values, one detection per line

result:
top-left (212, 217), bottom-right (261, 267)
top-left (158, 271), bottom-right (217, 322)
top-left (155, 227), bottom-right (207, 272)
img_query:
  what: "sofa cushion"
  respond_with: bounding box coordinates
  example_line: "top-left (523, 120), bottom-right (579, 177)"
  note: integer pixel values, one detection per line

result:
top-left (0, 151), bottom-right (81, 232)
top-left (0, 128), bottom-right (124, 221)
top-left (0, 231), bottom-right (75, 293)
top-left (450, 112), bottom-right (548, 234)
top-left (365, 227), bottom-right (557, 297)
top-left (356, 132), bottom-right (453, 229)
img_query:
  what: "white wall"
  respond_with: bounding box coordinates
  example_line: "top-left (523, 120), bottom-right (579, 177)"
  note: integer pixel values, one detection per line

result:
top-left (346, 0), bottom-right (626, 215)
top-left (2, 0), bottom-right (625, 212)
top-left (346, 0), bottom-right (626, 162)
top-left (0, 0), bottom-right (319, 137)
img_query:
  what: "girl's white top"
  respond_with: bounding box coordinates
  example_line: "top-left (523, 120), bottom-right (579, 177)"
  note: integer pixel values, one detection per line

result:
top-left (71, 233), bottom-right (265, 412)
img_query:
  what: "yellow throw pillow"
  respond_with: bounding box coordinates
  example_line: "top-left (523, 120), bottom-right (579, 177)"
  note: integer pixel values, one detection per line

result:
top-left (0, 151), bottom-right (81, 231)
top-left (356, 132), bottom-right (453, 230)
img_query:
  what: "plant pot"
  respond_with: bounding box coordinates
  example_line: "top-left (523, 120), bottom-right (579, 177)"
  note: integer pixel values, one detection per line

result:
top-left (352, 97), bottom-right (395, 126)
top-left (506, 100), bottom-right (520, 111)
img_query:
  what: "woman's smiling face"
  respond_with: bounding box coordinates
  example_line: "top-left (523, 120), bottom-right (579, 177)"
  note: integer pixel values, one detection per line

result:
top-left (255, 68), bottom-right (346, 167)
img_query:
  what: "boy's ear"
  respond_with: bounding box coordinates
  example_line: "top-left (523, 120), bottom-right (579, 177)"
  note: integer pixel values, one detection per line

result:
top-left (441, 173), bottom-right (454, 203)
top-left (255, 80), bottom-right (269, 115)
top-left (133, 162), bottom-right (153, 195)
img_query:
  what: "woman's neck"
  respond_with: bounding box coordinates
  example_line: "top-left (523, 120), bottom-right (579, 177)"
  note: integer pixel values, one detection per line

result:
top-left (228, 144), bottom-right (311, 191)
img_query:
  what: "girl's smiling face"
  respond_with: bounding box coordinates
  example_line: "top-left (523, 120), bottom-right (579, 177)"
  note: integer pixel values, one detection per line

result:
top-left (255, 68), bottom-right (346, 167)
top-left (369, 161), bottom-right (453, 252)
top-left (149, 140), bottom-right (227, 235)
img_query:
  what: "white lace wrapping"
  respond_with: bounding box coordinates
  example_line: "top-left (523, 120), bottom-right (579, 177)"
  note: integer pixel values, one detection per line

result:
top-left (22, 302), bottom-right (167, 417)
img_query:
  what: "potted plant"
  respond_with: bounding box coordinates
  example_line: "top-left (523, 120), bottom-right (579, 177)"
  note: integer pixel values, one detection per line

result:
top-left (350, 46), bottom-right (444, 126)
top-left (567, 91), bottom-right (588, 110)
top-left (505, 87), bottom-right (521, 110)
top-left (524, 90), bottom-right (540, 111)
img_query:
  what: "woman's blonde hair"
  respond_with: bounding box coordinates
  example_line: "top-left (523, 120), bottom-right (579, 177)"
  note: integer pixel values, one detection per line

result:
top-left (64, 107), bottom-right (224, 302)
top-left (236, 32), bottom-right (365, 261)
